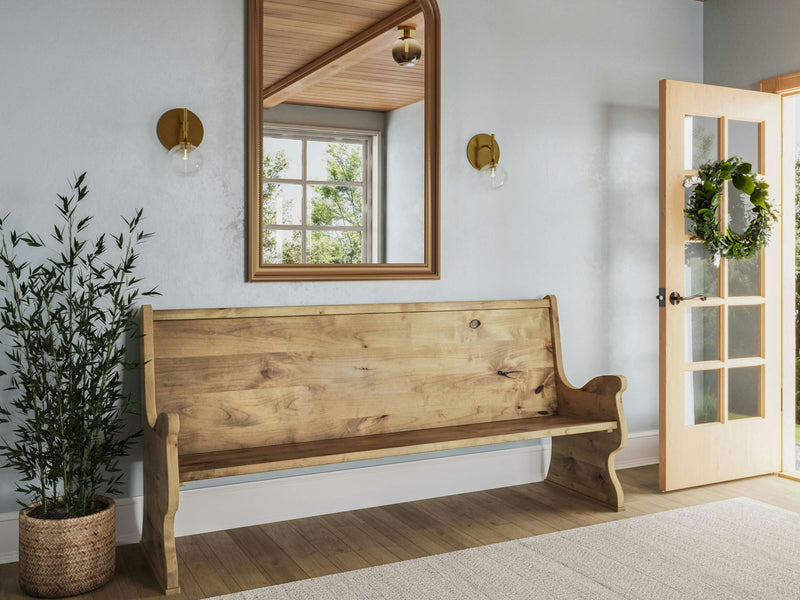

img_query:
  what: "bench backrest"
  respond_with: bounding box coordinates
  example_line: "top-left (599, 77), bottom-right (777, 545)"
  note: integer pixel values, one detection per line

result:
top-left (141, 298), bottom-right (564, 456)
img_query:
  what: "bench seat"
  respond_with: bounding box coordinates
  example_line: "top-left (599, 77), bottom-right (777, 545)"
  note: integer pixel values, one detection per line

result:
top-left (178, 415), bottom-right (618, 482)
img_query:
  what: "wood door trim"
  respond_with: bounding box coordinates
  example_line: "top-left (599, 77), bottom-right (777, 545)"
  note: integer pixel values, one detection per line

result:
top-left (758, 71), bottom-right (799, 474)
top-left (760, 71), bottom-right (800, 95)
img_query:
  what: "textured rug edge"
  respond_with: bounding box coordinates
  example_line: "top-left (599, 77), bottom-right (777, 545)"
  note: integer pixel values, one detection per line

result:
top-left (204, 497), bottom-right (800, 600)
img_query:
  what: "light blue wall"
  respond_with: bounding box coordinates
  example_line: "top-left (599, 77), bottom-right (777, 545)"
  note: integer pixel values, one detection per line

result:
top-left (704, 0), bottom-right (800, 90)
top-left (385, 101), bottom-right (425, 263)
top-left (0, 0), bottom-right (703, 513)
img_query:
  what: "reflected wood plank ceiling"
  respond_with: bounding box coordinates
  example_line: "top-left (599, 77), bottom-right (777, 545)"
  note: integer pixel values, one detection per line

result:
top-left (263, 0), bottom-right (425, 112)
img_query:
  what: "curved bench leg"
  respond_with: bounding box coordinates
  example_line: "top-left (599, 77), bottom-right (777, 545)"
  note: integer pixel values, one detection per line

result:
top-left (141, 413), bottom-right (181, 594)
top-left (546, 429), bottom-right (625, 511)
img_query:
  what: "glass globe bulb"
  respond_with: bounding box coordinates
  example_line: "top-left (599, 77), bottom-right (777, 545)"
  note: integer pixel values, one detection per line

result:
top-left (479, 162), bottom-right (507, 189)
top-left (392, 36), bottom-right (422, 67)
top-left (168, 143), bottom-right (202, 175)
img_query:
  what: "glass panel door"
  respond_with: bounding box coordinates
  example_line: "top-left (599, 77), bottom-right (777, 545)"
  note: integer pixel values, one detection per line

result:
top-left (659, 79), bottom-right (782, 491)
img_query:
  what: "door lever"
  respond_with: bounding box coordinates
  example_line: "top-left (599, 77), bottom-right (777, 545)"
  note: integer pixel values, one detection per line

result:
top-left (669, 292), bottom-right (707, 305)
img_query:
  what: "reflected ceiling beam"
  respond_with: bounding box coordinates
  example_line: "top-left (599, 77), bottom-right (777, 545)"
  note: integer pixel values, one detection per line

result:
top-left (262, 1), bottom-right (422, 108)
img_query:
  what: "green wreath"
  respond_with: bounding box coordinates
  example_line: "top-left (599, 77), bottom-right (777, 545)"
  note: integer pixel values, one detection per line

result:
top-left (684, 156), bottom-right (778, 260)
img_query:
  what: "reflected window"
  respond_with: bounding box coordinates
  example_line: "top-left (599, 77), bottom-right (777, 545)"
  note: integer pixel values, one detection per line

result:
top-left (262, 125), bottom-right (377, 264)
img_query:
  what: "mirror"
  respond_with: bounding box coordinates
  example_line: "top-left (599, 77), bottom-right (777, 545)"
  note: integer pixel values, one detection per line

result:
top-left (247, 0), bottom-right (440, 281)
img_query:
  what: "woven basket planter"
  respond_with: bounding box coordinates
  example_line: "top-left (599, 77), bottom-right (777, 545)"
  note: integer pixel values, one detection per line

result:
top-left (18, 496), bottom-right (115, 598)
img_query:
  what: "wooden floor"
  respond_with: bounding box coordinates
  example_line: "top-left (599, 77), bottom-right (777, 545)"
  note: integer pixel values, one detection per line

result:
top-left (2, 465), bottom-right (799, 599)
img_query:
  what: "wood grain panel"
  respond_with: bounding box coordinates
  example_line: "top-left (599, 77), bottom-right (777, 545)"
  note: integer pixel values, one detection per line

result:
top-left (152, 299), bottom-right (549, 322)
top-left (178, 416), bottom-right (617, 482)
top-left (152, 307), bottom-right (557, 454)
top-left (153, 307), bottom-right (550, 358)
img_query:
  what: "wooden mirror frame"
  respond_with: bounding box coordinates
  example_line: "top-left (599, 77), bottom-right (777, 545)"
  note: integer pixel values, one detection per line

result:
top-left (247, 0), bottom-right (440, 281)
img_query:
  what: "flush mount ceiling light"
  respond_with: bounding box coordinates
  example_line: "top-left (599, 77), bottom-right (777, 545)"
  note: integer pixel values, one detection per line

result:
top-left (466, 133), bottom-right (507, 190)
top-left (157, 108), bottom-right (204, 175)
top-left (392, 24), bottom-right (422, 67)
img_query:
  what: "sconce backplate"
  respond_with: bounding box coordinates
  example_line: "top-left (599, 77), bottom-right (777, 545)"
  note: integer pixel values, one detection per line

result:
top-left (466, 133), bottom-right (500, 170)
top-left (157, 108), bottom-right (204, 150)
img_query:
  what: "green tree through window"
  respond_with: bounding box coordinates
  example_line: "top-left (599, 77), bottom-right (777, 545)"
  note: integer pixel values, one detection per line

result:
top-left (309, 144), bottom-right (363, 263)
top-left (262, 132), bottom-right (369, 264)
top-left (262, 149), bottom-right (301, 264)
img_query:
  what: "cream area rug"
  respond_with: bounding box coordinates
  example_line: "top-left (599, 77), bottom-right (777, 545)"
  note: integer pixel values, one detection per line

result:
top-left (211, 498), bottom-right (800, 599)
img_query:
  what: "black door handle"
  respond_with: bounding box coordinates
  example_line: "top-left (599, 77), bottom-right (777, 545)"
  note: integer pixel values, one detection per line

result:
top-left (669, 292), bottom-right (707, 305)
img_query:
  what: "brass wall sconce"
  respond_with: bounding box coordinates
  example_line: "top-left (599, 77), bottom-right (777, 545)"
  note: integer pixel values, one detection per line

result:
top-left (392, 25), bottom-right (422, 67)
top-left (157, 108), bottom-right (204, 175)
top-left (467, 133), bottom-right (507, 189)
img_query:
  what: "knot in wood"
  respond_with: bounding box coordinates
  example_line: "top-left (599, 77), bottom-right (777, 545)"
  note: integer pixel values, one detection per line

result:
top-left (497, 369), bottom-right (522, 379)
top-left (469, 319), bottom-right (481, 329)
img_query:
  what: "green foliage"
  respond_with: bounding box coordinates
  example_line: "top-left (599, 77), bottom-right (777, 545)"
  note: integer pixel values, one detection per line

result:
top-left (695, 392), bottom-right (717, 425)
top-left (0, 173), bottom-right (158, 517)
top-left (309, 144), bottom-right (363, 264)
top-left (261, 150), bottom-right (301, 264)
top-left (685, 156), bottom-right (778, 260)
top-left (691, 124), bottom-right (715, 169)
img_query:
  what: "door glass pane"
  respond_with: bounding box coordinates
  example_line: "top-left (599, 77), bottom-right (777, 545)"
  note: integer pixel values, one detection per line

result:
top-left (726, 181), bottom-right (754, 234)
top-left (728, 366), bottom-right (761, 420)
top-left (307, 230), bottom-right (363, 264)
top-left (685, 182), bottom-right (697, 235)
top-left (684, 116), bottom-right (718, 170)
top-left (685, 307), bottom-right (718, 362)
top-left (729, 305), bottom-right (760, 359)
top-left (262, 229), bottom-right (301, 264)
top-left (263, 137), bottom-right (302, 180)
top-left (263, 183), bottom-right (302, 225)
top-left (685, 242), bottom-right (719, 297)
top-left (685, 370), bottom-right (719, 425)
top-left (728, 120), bottom-right (760, 173)
top-left (729, 255), bottom-right (760, 296)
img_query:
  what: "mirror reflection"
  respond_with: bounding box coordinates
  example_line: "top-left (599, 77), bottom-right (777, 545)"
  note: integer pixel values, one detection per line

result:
top-left (260, 0), bottom-right (427, 266)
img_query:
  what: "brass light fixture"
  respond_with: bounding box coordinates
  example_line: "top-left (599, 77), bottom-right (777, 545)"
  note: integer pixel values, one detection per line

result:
top-left (157, 108), bottom-right (204, 175)
top-left (466, 133), bottom-right (507, 189)
top-left (392, 24), bottom-right (422, 67)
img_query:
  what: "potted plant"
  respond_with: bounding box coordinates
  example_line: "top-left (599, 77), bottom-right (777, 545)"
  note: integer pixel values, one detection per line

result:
top-left (0, 173), bottom-right (157, 598)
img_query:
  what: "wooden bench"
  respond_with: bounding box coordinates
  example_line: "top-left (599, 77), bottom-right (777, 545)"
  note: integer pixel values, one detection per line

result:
top-left (140, 296), bottom-right (627, 594)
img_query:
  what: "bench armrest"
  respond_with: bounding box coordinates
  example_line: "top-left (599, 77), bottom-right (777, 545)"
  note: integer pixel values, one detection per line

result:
top-left (152, 411), bottom-right (180, 438)
top-left (544, 296), bottom-right (627, 425)
top-left (556, 374), bottom-right (627, 423)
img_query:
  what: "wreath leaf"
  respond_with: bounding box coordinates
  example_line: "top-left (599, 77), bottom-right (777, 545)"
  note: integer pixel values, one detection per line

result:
top-left (684, 156), bottom-right (778, 260)
top-left (731, 172), bottom-right (755, 194)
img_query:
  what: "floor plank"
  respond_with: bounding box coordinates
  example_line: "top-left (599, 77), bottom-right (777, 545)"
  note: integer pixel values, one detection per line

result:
top-left (1, 466), bottom-right (798, 599)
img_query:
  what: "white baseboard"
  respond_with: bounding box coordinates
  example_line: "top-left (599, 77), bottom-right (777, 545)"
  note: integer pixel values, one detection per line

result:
top-left (0, 429), bottom-right (659, 564)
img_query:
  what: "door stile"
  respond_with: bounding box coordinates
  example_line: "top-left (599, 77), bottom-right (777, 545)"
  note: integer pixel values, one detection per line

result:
top-left (780, 100), bottom-right (796, 473)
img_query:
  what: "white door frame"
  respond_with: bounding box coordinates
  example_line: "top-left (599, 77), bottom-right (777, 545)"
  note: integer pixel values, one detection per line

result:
top-left (760, 73), bottom-right (799, 478)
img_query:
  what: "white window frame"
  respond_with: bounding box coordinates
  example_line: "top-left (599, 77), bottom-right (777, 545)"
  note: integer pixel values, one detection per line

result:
top-left (262, 123), bottom-right (380, 264)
